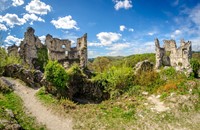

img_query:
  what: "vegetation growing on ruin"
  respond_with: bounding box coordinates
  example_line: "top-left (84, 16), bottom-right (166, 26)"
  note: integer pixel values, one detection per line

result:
top-left (0, 47), bottom-right (22, 76)
top-left (35, 46), bottom-right (48, 72)
top-left (45, 60), bottom-right (69, 89)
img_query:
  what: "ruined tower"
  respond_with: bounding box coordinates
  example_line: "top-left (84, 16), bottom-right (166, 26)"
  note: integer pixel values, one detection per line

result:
top-left (155, 39), bottom-right (192, 70)
top-left (45, 33), bottom-right (88, 68)
top-left (18, 27), bottom-right (43, 68)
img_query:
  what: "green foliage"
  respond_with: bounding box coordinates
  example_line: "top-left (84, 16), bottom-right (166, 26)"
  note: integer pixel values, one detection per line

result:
top-left (111, 53), bottom-right (155, 68)
top-left (160, 67), bottom-right (176, 79)
top-left (92, 66), bottom-right (134, 98)
top-left (45, 60), bottom-right (69, 88)
top-left (90, 57), bottom-right (111, 72)
top-left (0, 92), bottom-right (45, 129)
top-left (134, 71), bottom-right (163, 92)
top-left (35, 46), bottom-right (48, 72)
top-left (0, 47), bottom-right (22, 75)
top-left (190, 58), bottom-right (200, 78)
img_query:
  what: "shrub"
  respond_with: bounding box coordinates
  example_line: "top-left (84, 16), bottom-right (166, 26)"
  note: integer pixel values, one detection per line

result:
top-left (190, 59), bottom-right (200, 78)
top-left (92, 66), bottom-right (134, 98)
top-left (45, 60), bottom-right (69, 89)
top-left (134, 70), bottom-right (163, 92)
top-left (34, 47), bottom-right (48, 72)
top-left (0, 47), bottom-right (22, 75)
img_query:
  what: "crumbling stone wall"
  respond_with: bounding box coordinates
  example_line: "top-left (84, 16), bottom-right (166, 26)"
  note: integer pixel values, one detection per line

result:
top-left (45, 33), bottom-right (88, 68)
top-left (7, 44), bottom-right (19, 57)
top-left (18, 27), bottom-right (43, 69)
top-left (155, 39), bottom-right (192, 70)
top-left (7, 27), bottom-right (88, 69)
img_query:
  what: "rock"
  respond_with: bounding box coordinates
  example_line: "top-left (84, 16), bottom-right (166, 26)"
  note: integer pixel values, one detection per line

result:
top-left (134, 60), bottom-right (154, 74)
top-left (3, 64), bottom-right (44, 88)
top-left (5, 109), bottom-right (14, 118)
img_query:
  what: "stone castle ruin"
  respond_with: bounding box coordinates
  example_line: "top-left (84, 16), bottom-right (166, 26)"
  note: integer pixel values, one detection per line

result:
top-left (7, 27), bottom-right (88, 69)
top-left (45, 33), bottom-right (87, 68)
top-left (155, 39), bottom-right (192, 70)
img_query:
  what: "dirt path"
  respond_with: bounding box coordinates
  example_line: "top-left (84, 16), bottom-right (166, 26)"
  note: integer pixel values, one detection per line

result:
top-left (2, 77), bottom-right (73, 130)
top-left (147, 95), bottom-right (170, 112)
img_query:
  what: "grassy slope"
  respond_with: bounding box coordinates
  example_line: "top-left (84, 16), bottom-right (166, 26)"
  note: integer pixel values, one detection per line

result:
top-left (37, 52), bottom-right (200, 129)
top-left (0, 92), bottom-right (45, 130)
top-left (36, 78), bottom-right (200, 129)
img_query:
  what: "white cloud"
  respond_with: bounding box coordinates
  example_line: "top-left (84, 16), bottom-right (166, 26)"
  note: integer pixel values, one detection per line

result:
top-left (106, 43), bottom-right (130, 51)
top-left (120, 25), bottom-right (126, 31)
top-left (88, 42), bottom-right (101, 47)
top-left (129, 28), bottom-right (134, 32)
top-left (12, 0), bottom-right (24, 7)
top-left (39, 35), bottom-right (46, 44)
top-left (23, 13), bottom-right (45, 24)
top-left (107, 43), bottom-right (130, 56)
top-left (25, 0), bottom-right (51, 15)
top-left (0, 13), bottom-right (26, 27)
top-left (113, 0), bottom-right (133, 10)
top-left (0, 23), bottom-right (8, 31)
top-left (4, 35), bottom-right (22, 46)
top-left (51, 15), bottom-right (79, 30)
top-left (97, 32), bottom-right (122, 46)
top-left (171, 29), bottom-right (182, 38)
top-left (148, 32), bottom-right (155, 36)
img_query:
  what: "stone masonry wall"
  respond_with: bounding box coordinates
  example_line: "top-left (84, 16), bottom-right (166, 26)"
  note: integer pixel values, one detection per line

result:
top-left (155, 38), bottom-right (192, 70)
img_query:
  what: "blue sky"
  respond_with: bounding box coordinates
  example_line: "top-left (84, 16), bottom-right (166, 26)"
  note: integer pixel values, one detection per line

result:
top-left (0, 0), bottom-right (200, 58)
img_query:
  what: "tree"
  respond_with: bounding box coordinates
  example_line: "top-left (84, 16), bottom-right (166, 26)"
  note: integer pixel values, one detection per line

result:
top-left (92, 57), bottom-right (111, 73)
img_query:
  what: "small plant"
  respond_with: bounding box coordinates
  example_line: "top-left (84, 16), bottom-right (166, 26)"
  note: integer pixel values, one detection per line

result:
top-left (190, 58), bottom-right (200, 78)
top-left (45, 60), bottom-right (69, 88)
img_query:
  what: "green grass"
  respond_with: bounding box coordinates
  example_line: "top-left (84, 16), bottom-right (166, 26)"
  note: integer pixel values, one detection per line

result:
top-left (0, 92), bottom-right (45, 130)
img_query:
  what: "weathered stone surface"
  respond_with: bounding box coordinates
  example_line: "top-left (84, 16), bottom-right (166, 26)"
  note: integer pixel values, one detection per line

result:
top-left (0, 108), bottom-right (22, 130)
top-left (18, 27), bottom-right (44, 69)
top-left (135, 60), bottom-right (154, 74)
top-left (7, 44), bottom-right (19, 57)
top-left (3, 64), bottom-right (44, 88)
top-left (155, 39), bottom-right (192, 71)
top-left (45, 33), bottom-right (88, 68)
top-left (7, 27), bottom-right (88, 69)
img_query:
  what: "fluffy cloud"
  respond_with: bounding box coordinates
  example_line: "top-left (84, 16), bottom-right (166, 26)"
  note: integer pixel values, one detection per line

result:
top-left (171, 29), bottom-right (182, 38)
top-left (12, 0), bottom-right (24, 7)
top-left (0, 13), bottom-right (26, 27)
top-left (25, 0), bottom-right (51, 15)
top-left (129, 28), bottom-right (134, 32)
top-left (23, 13), bottom-right (45, 24)
top-left (39, 35), bottom-right (46, 44)
top-left (148, 32), bottom-right (154, 36)
top-left (0, 23), bottom-right (8, 31)
top-left (97, 32), bottom-right (122, 46)
top-left (4, 35), bottom-right (22, 46)
top-left (113, 0), bottom-right (133, 10)
top-left (51, 16), bottom-right (79, 30)
top-left (120, 25), bottom-right (126, 31)
top-left (107, 43), bottom-right (130, 56)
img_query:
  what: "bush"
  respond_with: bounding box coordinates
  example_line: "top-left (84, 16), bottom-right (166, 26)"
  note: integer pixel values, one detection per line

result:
top-left (45, 60), bottom-right (69, 89)
top-left (34, 46), bottom-right (48, 72)
top-left (190, 59), bottom-right (200, 78)
top-left (0, 47), bottom-right (22, 75)
top-left (92, 66), bottom-right (134, 98)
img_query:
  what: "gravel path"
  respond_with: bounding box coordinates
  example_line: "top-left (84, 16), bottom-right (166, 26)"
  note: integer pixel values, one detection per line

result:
top-left (2, 77), bottom-right (72, 130)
